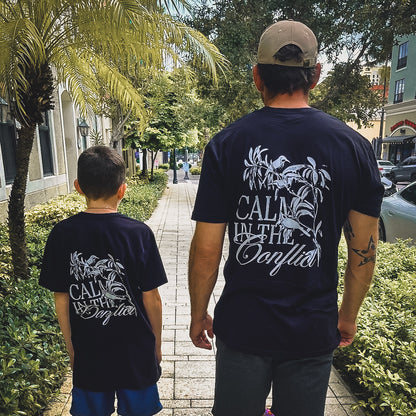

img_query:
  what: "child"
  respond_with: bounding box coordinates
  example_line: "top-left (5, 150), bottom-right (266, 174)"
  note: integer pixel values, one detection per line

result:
top-left (39, 146), bottom-right (167, 416)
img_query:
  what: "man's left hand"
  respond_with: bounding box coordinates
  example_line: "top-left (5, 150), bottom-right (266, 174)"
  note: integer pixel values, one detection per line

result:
top-left (190, 313), bottom-right (214, 349)
top-left (338, 318), bottom-right (357, 347)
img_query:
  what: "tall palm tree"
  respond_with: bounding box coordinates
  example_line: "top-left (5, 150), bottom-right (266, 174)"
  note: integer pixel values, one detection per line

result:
top-left (0, 0), bottom-right (227, 280)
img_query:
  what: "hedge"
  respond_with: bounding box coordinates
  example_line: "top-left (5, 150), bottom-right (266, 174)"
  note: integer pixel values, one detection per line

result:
top-left (0, 270), bottom-right (68, 416)
top-left (158, 163), bottom-right (169, 170)
top-left (335, 239), bottom-right (416, 415)
top-left (0, 172), bottom-right (167, 416)
top-left (189, 166), bottom-right (201, 175)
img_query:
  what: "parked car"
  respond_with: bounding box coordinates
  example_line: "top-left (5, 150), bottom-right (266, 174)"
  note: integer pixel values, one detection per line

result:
top-left (377, 159), bottom-right (395, 176)
top-left (379, 181), bottom-right (416, 243)
top-left (389, 156), bottom-right (416, 183)
top-left (381, 176), bottom-right (397, 197)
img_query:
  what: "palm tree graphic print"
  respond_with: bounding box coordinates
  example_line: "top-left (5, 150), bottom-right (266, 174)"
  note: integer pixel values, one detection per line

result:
top-left (69, 252), bottom-right (137, 325)
top-left (235, 146), bottom-right (331, 276)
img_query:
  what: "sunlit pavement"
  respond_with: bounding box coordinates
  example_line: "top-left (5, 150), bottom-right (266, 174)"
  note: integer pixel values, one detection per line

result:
top-left (43, 170), bottom-right (364, 416)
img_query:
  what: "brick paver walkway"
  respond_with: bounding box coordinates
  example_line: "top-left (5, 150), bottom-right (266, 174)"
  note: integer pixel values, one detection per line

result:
top-left (43, 172), bottom-right (363, 416)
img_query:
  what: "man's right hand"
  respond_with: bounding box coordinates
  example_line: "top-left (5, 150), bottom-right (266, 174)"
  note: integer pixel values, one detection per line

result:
top-left (190, 313), bottom-right (214, 350)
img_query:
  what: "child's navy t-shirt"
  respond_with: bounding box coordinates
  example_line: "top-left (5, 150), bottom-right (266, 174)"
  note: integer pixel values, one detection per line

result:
top-left (39, 212), bottom-right (167, 392)
top-left (192, 106), bottom-right (384, 358)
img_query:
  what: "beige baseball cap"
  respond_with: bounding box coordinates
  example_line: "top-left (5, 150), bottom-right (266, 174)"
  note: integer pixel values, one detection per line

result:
top-left (257, 20), bottom-right (318, 68)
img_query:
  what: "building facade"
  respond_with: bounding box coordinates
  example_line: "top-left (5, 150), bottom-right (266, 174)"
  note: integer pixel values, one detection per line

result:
top-left (382, 35), bottom-right (416, 163)
top-left (0, 86), bottom-right (112, 223)
top-left (361, 66), bottom-right (382, 86)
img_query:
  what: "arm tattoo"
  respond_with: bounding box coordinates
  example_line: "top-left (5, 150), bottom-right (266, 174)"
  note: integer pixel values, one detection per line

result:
top-left (352, 236), bottom-right (377, 266)
top-left (343, 218), bottom-right (355, 241)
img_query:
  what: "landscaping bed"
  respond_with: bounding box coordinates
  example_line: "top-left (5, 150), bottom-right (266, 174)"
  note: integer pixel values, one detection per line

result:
top-left (0, 172), bottom-right (167, 416)
top-left (335, 239), bottom-right (416, 415)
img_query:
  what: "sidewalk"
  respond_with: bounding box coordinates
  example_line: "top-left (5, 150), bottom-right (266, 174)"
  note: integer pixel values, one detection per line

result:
top-left (43, 172), bottom-right (363, 416)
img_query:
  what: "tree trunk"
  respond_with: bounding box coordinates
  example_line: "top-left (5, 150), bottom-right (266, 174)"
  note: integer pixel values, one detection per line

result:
top-left (140, 148), bottom-right (148, 178)
top-left (8, 124), bottom-right (37, 280)
top-left (150, 150), bottom-right (159, 181)
top-left (150, 150), bottom-right (154, 181)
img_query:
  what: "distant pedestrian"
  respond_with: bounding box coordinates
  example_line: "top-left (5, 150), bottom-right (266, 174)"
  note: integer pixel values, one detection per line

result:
top-left (40, 145), bottom-right (167, 416)
top-left (189, 20), bottom-right (383, 416)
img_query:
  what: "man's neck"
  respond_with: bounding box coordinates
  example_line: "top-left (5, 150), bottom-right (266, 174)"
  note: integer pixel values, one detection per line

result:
top-left (263, 90), bottom-right (310, 108)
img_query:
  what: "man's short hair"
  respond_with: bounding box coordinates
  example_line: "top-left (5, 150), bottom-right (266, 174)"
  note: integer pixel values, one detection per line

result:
top-left (77, 145), bottom-right (126, 200)
top-left (257, 44), bottom-right (317, 96)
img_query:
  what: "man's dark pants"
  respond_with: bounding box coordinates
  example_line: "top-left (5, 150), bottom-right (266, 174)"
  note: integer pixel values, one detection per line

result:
top-left (212, 337), bottom-right (333, 416)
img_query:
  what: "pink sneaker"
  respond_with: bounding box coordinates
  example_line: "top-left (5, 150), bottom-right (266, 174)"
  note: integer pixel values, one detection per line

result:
top-left (264, 409), bottom-right (274, 416)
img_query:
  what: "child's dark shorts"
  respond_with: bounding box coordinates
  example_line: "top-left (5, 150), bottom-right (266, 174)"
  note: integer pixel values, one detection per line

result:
top-left (70, 384), bottom-right (162, 416)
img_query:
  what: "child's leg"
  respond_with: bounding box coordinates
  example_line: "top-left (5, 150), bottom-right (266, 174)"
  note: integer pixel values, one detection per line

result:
top-left (70, 387), bottom-right (115, 416)
top-left (116, 384), bottom-right (162, 416)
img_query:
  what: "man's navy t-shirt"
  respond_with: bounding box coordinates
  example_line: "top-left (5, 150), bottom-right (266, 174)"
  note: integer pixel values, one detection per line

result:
top-left (39, 212), bottom-right (167, 391)
top-left (192, 107), bottom-right (384, 358)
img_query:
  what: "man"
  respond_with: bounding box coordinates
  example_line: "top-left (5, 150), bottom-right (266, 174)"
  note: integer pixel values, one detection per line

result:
top-left (188, 20), bottom-right (384, 416)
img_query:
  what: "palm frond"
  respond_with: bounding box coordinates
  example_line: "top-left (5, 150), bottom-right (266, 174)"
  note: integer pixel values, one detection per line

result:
top-left (53, 47), bottom-right (99, 117)
top-left (161, 18), bottom-right (230, 82)
top-left (89, 52), bottom-right (148, 121)
top-left (55, 46), bottom-right (149, 124)
top-left (1, 0), bottom-right (228, 125)
top-left (0, 16), bottom-right (49, 121)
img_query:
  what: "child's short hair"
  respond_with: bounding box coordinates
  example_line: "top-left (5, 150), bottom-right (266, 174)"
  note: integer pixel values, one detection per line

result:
top-left (77, 146), bottom-right (126, 200)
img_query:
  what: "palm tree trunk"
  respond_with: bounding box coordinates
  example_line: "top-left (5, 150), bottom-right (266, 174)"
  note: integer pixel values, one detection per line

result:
top-left (8, 124), bottom-right (36, 280)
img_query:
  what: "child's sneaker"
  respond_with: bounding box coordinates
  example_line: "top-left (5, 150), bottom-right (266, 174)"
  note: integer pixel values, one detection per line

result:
top-left (264, 409), bottom-right (274, 416)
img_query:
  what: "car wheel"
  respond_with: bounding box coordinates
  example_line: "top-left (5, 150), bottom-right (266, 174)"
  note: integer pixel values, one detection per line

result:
top-left (390, 173), bottom-right (397, 184)
top-left (378, 218), bottom-right (386, 242)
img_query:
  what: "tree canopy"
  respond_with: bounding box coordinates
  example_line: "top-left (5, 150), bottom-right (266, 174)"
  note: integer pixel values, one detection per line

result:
top-left (124, 68), bottom-right (207, 176)
top-left (188, 0), bottom-right (416, 127)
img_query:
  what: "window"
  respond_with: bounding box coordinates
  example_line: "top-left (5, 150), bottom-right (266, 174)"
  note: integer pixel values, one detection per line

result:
top-left (38, 112), bottom-right (54, 176)
top-left (404, 157), bottom-right (416, 165)
top-left (0, 123), bottom-right (17, 184)
top-left (394, 79), bottom-right (405, 103)
top-left (397, 42), bottom-right (408, 70)
top-left (400, 183), bottom-right (416, 205)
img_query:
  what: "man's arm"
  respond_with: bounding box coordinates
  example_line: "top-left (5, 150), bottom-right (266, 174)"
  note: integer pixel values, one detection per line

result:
top-left (339, 209), bottom-right (379, 347)
top-left (54, 292), bottom-right (74, 369)
top-left (143, 288), bottom-right (163, 363)
top-left (189, 221), bottom-right (226, 350)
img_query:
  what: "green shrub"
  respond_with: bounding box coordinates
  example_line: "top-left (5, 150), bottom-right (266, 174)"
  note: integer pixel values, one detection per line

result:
top-left (158, 163), bottom-right (169, 170)
top-left (334, 239), bottom-right (416, 415)
top-left (0, 172), bottom-right (167, 416)
top-left (25, 193), bottom-right (86, 228)
top-left (119, 172), bottom-right (167, 221)
top-left (0, 268), bottom-right (68, 416)
top-left (24, 193), bottom-right (86, 271)
top-left (0, 225), bottom-right (12, 296)
top-left (26, 225), bottom-right (54, 269)
top-left (190, 166), bottom-right (201, 175)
